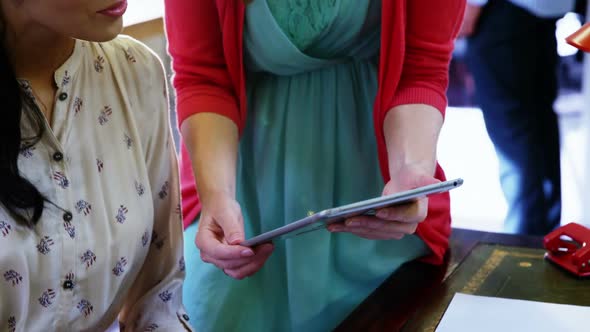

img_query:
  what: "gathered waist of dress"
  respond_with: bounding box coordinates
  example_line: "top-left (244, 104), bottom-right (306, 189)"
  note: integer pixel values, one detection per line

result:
top-left (245, 51), bottom-right (378, 77)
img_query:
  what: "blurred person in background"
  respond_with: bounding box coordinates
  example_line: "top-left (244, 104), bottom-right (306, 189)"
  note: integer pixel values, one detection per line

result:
top-left (460, 0), bottom-right (575, 235)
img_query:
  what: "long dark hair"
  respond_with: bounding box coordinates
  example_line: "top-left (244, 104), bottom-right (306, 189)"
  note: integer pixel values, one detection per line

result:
top-left (0, 24), bottom-right (47, 226)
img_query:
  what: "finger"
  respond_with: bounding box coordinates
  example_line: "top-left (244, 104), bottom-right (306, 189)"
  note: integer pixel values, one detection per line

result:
top-left (375, 198), bottom-right (428, 224)
top-left (336, 227), bottom-right (406, 240)
top-left (345, 216), bottom-right (386, 229)
top-left (227, 249), bottom-right (273, 280)
top-left (326, 221), bottom-right (345, 232)
top-left (202, 242), bottom-right (275, 270)
top-left (337, 216), bottom-right (419, 235)
top-left (196, 227), bottom-right (254, 260)
top-left (216, 205), bottom-right (246, 245)
top-left (223, 244), bottom-right (274, 279)
top-left (200, 252), bottom-right (254, 270)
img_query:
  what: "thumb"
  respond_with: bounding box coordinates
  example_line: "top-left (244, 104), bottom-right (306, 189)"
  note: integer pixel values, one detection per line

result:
top-left (217, 207), bottom-right (246, 245)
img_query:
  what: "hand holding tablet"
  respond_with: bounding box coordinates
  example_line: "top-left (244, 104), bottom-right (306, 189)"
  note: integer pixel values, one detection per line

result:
top-left (241, 178), bottom-right (464, 247)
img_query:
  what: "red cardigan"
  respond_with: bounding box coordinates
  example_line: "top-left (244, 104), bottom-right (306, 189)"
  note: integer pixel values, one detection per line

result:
top-left (164, 0), bottom-right (466, 265)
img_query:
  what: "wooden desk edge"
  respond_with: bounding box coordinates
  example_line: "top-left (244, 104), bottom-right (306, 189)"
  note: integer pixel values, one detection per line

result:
top-left (335, 228), bottom-right (545, 331)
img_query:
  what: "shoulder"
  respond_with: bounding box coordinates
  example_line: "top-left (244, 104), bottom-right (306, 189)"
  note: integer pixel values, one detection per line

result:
top-left (86, 35), bottom-right (166, 89)
top-left (107, 35), bottom-right (163, 68)
top-left (83, 36), bottom-right (169, 132)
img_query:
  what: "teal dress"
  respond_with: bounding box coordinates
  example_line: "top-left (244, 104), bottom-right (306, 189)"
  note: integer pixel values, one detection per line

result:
top-left (183, 1), bottom-right (429, 331)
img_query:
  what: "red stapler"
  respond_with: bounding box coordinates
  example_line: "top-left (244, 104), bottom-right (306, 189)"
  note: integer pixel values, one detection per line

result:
top-left (544, 223), bottom-right (590, 277)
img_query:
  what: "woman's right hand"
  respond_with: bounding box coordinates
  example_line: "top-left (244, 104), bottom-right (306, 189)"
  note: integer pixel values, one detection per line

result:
top-left (195, 193), bottom-right (274, 280)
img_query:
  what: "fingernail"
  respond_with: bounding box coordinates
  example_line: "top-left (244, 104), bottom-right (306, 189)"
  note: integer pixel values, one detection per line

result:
top-left (376, 211), bottom-right (387, 219)
top-left (241, 249), bottom-right (254, 257)
top-left (346, 220), bottom-right (360, 227)
top-left (228, 234), bottom-right (242, 245)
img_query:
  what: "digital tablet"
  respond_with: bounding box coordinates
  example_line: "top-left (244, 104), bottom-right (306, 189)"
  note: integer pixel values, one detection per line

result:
top-left (241, 178), bottom-right (464, 247)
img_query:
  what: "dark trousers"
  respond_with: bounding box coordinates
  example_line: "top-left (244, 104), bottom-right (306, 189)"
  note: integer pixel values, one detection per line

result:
top-left (466, 0), bottom-right (562, 235)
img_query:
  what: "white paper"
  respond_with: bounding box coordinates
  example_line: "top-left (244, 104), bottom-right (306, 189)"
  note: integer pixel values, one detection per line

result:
top-left (436, 293), bottom-right (590, 332)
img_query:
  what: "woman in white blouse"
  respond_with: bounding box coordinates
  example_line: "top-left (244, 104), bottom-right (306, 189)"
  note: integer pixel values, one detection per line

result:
top-left (0, 0), bottom-right (192, 331)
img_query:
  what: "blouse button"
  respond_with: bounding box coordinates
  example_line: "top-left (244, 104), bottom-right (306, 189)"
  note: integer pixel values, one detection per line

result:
top-left (182, 314), bottom-right (190, 321)
top-left (52, 151), bottom-right (64, 162)
top-left (63, 212), bottom-right (73, 222)
top-left (58, 92), bottom-right (68, 101)
top-left (62, 280), bottom-right (74, 290)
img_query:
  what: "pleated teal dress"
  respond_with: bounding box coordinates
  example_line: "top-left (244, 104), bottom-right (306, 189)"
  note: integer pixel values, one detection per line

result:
top-left (183, 1), bottom-right (430, 331)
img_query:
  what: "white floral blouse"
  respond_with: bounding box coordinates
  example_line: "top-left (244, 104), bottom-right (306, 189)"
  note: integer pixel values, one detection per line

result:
top-left (0, 36), bottom-right (192, 331)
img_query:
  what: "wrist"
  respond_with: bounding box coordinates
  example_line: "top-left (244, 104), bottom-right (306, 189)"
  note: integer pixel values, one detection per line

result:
top-left (388, 158), bottom-right (436, 180)
top-left (383, 105), bottom-right (442, 180)
top-left (197, 182), bottom-right (236, 208)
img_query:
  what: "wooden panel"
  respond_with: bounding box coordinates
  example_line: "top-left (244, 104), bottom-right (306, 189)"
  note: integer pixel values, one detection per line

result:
top-left (122, 18), bottom-right (164, 41)
top-left (125, 0), bottom-right (164, 27)
top-left (402, 244), bottom-right (590, 332)
top-left (336, 229), bottom-right (549, 331)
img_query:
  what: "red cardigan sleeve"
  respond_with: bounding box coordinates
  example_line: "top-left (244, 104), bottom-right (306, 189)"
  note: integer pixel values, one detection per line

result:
top-left (376, 0), bottom-right (465, 182)
top-left (164, 0), bottom-right (241, 127)
top-left (385, 0), bottom-right (465, 116)
top-left (376, 0), bottom-right (466, 265)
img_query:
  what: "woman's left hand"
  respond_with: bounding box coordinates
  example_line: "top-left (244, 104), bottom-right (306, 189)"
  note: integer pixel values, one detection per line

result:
top-left (327, 169), bottom-right (439, 240)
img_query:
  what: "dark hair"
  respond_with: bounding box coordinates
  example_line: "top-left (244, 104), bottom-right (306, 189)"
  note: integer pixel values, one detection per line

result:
top-left (0, 26), bottom-right (47, 226)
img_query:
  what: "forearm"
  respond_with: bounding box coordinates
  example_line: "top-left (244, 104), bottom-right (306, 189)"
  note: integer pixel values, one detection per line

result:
top-left (384, 104), bottom-right (443, 179)
top-left (180, 113), bottom-right (239, 206)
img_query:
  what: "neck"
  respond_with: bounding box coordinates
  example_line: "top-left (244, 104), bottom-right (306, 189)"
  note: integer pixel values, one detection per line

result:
top-left (4, 16), bottom-right (75, 122)
top-left (6, 23), bottom-right (74, 86)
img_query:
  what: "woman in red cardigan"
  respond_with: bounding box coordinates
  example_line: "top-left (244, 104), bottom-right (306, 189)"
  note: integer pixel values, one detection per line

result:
top-left (165, 0), bottom-right (465, 330)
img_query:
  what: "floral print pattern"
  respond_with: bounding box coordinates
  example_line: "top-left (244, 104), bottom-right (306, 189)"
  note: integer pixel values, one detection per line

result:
top-left (2, 37), bottom-right (189, 331)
